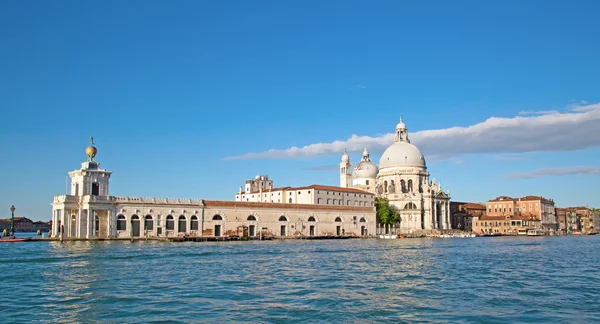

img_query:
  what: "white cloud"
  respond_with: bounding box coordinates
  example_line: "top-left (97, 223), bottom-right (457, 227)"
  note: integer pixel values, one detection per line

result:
top-left (223, 102), bottom-right (600, 160)
top-left (504, 166), bottom-right (600, 179)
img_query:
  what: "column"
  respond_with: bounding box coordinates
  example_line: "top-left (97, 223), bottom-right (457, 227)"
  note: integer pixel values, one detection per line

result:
top-left (76, 208), bottom-right (82, 238)
top-left (61, 209), bottom-right (67, 238)
top-left (85, 208), bottom-right (94, 238)
top-left (441, 203), bottom-right (447, 229)
top-left (432, 202), bottom-right (437, 229)
top-left (446, 202), bottom-right (450, 229)
top-left (107, 209), bottom-right (112, 238)
top-left (51, 209), bottom-right (57, 237)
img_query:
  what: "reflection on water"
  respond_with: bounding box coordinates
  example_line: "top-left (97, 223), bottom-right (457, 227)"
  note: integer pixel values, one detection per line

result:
top-left (1, 237), bottom-right (600, 323)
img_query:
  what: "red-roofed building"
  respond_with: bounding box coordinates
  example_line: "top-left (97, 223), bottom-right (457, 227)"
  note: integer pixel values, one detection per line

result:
top-left (450, 202), bottom-right (486, 231)
top-left (235, 176), bottom-right (374, 207)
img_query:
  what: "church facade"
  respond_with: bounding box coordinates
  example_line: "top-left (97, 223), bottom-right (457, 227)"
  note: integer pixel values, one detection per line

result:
top-left (50, 140), bottom-right (375, 239)
top-left (339, 118), bottom-right (451, 233)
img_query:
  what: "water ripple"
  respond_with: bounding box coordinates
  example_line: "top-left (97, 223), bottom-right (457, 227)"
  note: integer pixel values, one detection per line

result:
top-left (1, 237), bottom-right (599, 322)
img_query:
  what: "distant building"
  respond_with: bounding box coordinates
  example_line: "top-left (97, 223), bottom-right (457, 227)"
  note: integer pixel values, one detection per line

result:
top-left (450, 202), bottom-right (486, 232)
top-left (235, 176), bottom-right (375, 207)
top-left (0, 217), bottom-right (34, 232)
top-left (556, 208), bottom-right (568, 235)
top-left (486, 195), bottom-right (557, 234)
top-left (564, 207), bottom-right (599, 234)
top-left (472, 214), bottom-right (541, 235)
top-left (33, 221), bottom-right (52, 233)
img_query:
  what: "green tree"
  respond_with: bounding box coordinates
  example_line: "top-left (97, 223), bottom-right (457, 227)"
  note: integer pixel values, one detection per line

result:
top-left (375, 197), bottom-right (400, 225)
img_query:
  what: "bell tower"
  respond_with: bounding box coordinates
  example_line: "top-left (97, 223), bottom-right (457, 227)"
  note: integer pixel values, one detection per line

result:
top-left (339, 149), bottom-right (352, 188)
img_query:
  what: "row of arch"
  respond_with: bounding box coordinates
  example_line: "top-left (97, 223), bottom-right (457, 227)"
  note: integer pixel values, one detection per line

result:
top-left (115, 214), bottom-right (368, 231)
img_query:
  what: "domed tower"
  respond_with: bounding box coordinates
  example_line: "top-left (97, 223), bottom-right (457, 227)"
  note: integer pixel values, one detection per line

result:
top-left (352, 148), bottom-right (378, 193)
top-left (339, 149), bottom-right (352, 188)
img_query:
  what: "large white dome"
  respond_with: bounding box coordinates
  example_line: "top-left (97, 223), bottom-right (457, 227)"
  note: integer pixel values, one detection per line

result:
top-left (379, 141), bottom-right (426, 169)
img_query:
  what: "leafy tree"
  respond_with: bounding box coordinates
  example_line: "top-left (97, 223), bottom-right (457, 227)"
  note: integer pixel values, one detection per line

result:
top-left (376, 197), bottom-right (400, 225)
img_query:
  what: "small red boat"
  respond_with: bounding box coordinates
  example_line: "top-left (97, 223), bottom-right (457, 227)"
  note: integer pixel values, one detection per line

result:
top-left (0, 238), bottom-right (28, 242)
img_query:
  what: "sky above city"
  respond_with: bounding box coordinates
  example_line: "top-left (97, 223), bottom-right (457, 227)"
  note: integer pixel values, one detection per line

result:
top-left (1, 0), bottom-right (599, 221)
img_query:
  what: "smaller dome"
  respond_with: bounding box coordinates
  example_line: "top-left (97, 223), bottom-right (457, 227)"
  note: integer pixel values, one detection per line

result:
top-left (341, 150), bottom-right (349, 163)
top-left (354, 160), bottom-right (378, 179)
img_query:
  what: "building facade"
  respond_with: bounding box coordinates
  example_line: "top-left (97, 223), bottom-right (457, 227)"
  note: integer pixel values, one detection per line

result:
top-left (51, 140), bottom-right (376, 239)
top-left (338, 117), bottom-right (451, 233)
top-left (450, 202), bottom-right (486, 232)
top-left (486, 195), bottom-right (557, 234)
top-left (235, 176), bottom-right (374, 207)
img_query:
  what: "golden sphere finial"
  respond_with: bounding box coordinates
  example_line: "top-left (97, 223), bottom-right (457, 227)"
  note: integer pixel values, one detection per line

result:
top-left (86, 134), bottom-right (97, 162)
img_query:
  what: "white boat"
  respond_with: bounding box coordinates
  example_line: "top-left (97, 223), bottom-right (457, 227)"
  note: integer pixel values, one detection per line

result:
top-left (379, 234), bottom-right (398, 239)
top-left (527, 229), bottom-right (544, 236)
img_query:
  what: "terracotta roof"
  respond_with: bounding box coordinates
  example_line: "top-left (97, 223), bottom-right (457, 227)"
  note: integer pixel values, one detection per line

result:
top-left (203, 200), bottom-right (374, 211)
top-left (463, 203), bottom-right (486, 209)
top-left (488, 196), bottom-right (516, 202)
top-left (236, 184), bottom-right (373, 196)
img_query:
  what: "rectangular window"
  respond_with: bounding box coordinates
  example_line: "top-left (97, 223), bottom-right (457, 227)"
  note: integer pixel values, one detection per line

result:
top-left (366, 180), bottom-right (369, 185)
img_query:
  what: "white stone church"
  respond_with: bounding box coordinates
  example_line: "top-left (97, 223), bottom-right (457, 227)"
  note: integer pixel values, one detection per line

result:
top-left (339, 117), bottom-right (451, 233)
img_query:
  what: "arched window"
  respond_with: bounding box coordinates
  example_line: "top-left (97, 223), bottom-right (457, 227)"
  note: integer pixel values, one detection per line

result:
top-left (333, 199), bottom-right (337, 205)
top-left (359, 201), bottom-right (363, 206)
top-left (279, 216), bottom-right (287, 222)
top-left (213, 215), bottom-right (223, 221)
top-left (384, 180), bottom-right (388, 193)
top-left (408, 179), bottom-right (413, 192)
top-left (191, 216), bottom-right (199, 231)
top-left (166, 215), bottom-right (174, 230)
top-left (400, 180), bottom-right (406, 193)
top-left (247, 215), bottom-right (256, 221)
top-left (327, 198), bottom-right (330, 204)
top-left (404, 202), bottom-right (418, 210)
top-left (308, 216), bottom-right (316, 222)
top-left (335, 217), bottom-right (342, 222)
top-left (347, 200), bottom-right (351, 205)
top-left (288, 198), bottom-right (292, 203)
top-left (144, 215), bottom-right (153, 230)
top-left (339, 200), bottom-right (342, 205)
top-left (178, 215), bottom-right (186, 233)
top-left (317, 198), bottom-right (322, 204)
top-left (359, 217), bottom-right (366, 222)
top-left (117, 215), bottom-right (127, 231)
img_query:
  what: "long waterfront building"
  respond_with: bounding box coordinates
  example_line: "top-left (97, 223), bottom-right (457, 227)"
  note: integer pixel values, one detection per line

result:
top-left (50, 141), bottom-right (375, 239)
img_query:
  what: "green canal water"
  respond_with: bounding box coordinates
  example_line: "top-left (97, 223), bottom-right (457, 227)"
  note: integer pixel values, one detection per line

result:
top-left (1, 236), bottom-right (599, 323)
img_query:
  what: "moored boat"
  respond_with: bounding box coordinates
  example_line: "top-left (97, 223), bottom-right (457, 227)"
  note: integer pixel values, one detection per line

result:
top-left (0, 238), bottom-right (29, 242)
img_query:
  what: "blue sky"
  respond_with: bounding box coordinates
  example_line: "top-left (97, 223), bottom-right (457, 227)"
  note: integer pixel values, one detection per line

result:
top-left (1, 0), bottom-right (599, 221)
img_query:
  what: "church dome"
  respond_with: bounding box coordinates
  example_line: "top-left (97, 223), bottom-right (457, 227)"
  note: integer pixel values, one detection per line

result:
top-left (354, 160), bottom-right (378, 179)
top-left (379, 117), bottom-right (426, 169)
top-left (353, 148), bottom-right (378, 179)
top-left (379, 142), bottom-right (426, 169)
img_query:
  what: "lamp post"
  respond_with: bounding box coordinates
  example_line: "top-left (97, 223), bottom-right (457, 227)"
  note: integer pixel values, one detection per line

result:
top-left (10, 205), bottom-right (16, 237)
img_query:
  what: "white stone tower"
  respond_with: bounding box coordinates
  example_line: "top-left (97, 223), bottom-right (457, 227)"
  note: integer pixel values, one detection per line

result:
top-left (52, 135), bottom-right (115, 239)
top-left (339, 149), bottom-right (352, 188)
